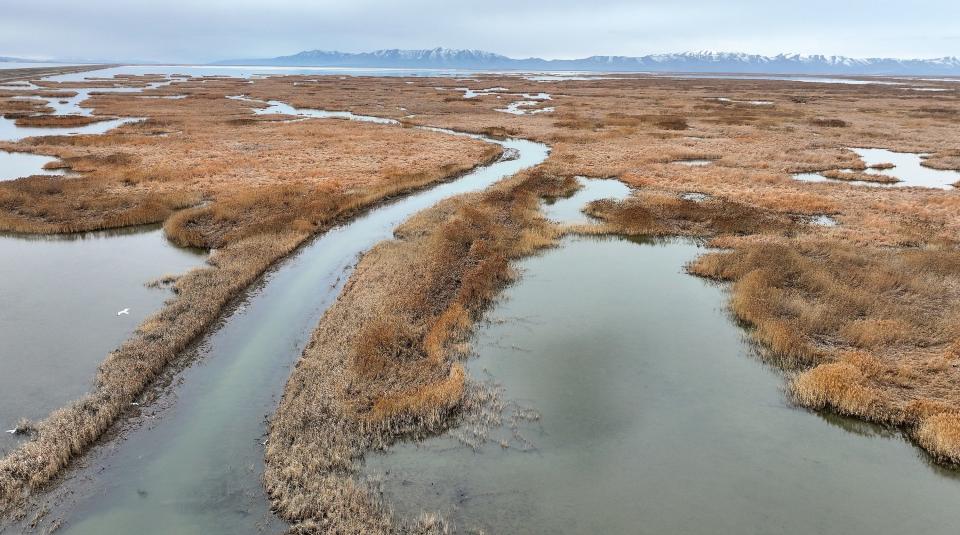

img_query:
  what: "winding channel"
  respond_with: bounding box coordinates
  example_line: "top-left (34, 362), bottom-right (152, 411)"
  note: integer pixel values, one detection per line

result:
top-left (17, 101), bottom-right (548, 534)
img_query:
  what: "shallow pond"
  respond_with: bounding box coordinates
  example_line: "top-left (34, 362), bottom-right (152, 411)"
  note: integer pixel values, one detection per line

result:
top-left (0, 226), bottom-right (206, 453)
top-left (542, 176), bottom-right (631, 224)
top-left (30, 105), bottom-right (548, 535)
top-left (0, 116), bottom-right (139, 142)
top-left (363, 233), bottom-right (960, 534)
top-left (793, 148), bottom-right (960, 189)
top-left (495, 99), bottom-right (554, 115)
top-left (0, 150), bottom-right (66, 181)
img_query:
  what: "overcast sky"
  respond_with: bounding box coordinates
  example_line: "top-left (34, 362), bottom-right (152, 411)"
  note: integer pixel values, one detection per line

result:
top-left (2, 0), bottom-right (958, 63)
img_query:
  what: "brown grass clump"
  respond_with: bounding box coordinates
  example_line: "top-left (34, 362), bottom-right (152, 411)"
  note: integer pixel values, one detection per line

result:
top-left (646, 114), bottom-right (688, 130)
top-left (581, 191), bottom-right (798, 238)
top-left (13, 115), bottom-right (115, 128)
top-left (264, 169), bottom-right (566, 532)
top-left (819, 169), bottom-right (899, 184)
top-left (916, 413), bottom-right (960, 463)
top-left (809, 117), bottom-right (848, 127)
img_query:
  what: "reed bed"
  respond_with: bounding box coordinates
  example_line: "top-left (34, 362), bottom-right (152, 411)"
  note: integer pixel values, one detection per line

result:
top-left (13, 115), bottom-right (115, 128)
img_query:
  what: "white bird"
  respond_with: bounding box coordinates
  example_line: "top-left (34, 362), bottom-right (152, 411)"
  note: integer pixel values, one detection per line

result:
top-left (117, 308), bottom-right (130, 316)
top-left (4, 429), bottom-right (15, 434)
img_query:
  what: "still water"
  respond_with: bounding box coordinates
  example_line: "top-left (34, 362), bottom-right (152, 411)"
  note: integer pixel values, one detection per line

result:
top-left (0, 226), bottom-right (206, 453)
top-left (0, 150), bottom-right (66, 181)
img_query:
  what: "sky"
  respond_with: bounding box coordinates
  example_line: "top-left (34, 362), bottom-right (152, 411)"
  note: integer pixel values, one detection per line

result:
top-left (1, 0), bottom-right (958, 63)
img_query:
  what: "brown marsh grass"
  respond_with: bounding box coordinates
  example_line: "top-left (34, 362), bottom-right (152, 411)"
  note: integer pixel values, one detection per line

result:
top-left (249, 73), bottom-right (960, 468)
top-left (264, 169), bottom-right (567, 532)
top-left (13, 115), bottom-right (115, 128)
top-left (690, 241), bottom-right (960, 460)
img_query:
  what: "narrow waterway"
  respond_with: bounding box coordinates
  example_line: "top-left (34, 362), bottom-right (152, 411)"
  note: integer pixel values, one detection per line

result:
top-left (17, 104), bottom-right (547, 535)
top-left (362, 180), bottom-right (960, 534)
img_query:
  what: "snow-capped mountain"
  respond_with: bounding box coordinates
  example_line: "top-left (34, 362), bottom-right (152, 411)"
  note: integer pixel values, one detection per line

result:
top-left (216, 48), bottom-right (960, 75)
top-left (218, 48), bottom-right (515, 69)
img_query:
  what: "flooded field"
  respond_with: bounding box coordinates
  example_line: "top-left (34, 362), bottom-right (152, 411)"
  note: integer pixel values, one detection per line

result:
top-left (3, 61), bottom-right (960, 535)
top-left (364, 232), bottom-right (960, 534)
top-left (0, 226), bottom-right (206, 453)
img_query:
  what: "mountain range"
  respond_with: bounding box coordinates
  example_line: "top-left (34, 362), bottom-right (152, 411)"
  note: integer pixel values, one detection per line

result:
top-left (215, 48), bottom-right (960, 75)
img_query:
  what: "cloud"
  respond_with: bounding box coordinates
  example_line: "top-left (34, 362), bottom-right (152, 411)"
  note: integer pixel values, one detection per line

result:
top-left (1, 0), bottom-right (957, 62)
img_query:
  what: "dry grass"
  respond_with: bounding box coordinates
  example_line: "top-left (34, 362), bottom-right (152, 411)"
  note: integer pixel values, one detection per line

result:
top-left (264, 169), bottom-right (567, 532)
top-left (580, 190), bottom-right (798, 238)
top-left (13, 115), bottom-right (115, 128)
top-left (819, 169), bottom-right (899, 183)
top-left (809, 117), bottom-right (848, 128)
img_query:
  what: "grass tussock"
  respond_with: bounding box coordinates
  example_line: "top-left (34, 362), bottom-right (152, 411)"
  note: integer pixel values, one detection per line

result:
top-left (581, 191), bottom-right (798, 238)
top-left (820, 169), bottom-right (898, 184)
top-left (264, 169), bottom-right (568, 532)
top-left (13, 115), bottom-right (115, 128)
top-left (809, 117), bottom-right (848, 128)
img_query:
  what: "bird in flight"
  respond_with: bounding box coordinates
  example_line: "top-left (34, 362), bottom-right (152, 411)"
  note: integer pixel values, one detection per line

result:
top-left (117, 308), bottom-right (130, 316)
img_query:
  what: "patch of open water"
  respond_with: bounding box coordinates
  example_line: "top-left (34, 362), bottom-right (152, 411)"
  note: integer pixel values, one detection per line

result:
top-left (0, 226), bottom-right (207, 453)
top-left (793, 148), bottom-right (960, 189)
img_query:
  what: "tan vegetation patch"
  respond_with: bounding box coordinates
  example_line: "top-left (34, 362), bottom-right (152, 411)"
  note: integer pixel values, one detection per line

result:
top-left (13, 115), bottom-right (115, 128)
top-left (581, 190), bottom-right (798, 237)
top-left (819, 169), bottom-right (899, 183)
top-left (264, 169), bottom-right (567, 532)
